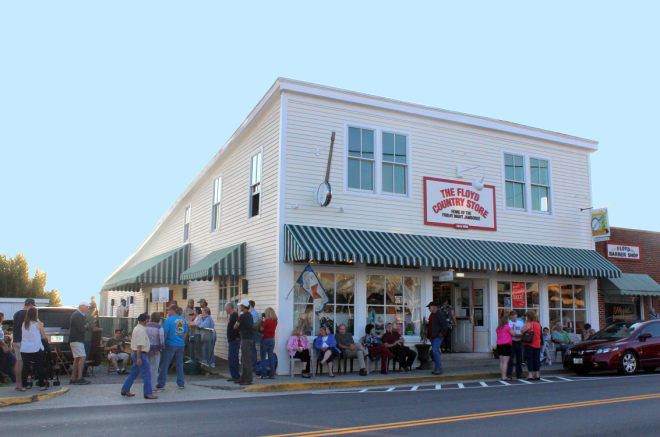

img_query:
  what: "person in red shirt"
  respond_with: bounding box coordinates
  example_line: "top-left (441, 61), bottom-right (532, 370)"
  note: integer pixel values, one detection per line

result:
top-left (258, 307), bottom-right (278, 379)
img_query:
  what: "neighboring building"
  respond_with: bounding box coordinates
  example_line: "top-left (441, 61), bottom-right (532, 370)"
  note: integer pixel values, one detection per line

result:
top-left (0, 298), bottom-right (49, 320)
top-left (595, 227), bottom-right (660, 327)
top-left (100, 78), bottom-right (620, 372)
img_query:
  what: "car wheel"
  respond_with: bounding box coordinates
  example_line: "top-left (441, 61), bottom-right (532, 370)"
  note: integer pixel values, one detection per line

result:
top-left (643, 367), bottom-right (657, 373)
top-left (618, 351), bottom-right (638, 375)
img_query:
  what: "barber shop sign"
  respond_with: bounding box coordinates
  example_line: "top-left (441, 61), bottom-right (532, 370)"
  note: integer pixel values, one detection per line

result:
top-left (424, 177), bottom-right (497, 231)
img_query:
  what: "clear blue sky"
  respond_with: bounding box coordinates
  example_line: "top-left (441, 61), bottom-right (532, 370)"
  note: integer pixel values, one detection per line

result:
top-left (2, 2), bottom-right (657, 306)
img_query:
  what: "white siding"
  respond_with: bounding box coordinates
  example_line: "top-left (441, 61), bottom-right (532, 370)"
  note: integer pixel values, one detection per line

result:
top-left (99, 290), bottom-right (147, 317)
top-left (104, 99), bottom-right (281, 360)
top-left (284, 95), bottom-right (594, 249)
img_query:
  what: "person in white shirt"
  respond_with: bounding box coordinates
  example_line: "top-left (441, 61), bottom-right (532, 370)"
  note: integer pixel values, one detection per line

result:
top-left (116, 299), bottom-right (129, 317)
top-left (506, 310), bottom-right (524, 379)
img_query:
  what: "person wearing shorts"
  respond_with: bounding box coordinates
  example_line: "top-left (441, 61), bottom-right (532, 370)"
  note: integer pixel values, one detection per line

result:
top-left (496, 314), bottom-right (515, 381)
top-left (105, 329), bottom-right (132, 374)
top-left (69, 301), bottom-right (101, 385)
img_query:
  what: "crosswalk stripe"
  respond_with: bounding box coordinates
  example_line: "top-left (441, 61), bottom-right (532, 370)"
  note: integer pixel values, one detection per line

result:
top-left (540, 378), bottom-right (553, 382)
top-left (359, 389), bottom-right (368, 392)
top-left (479, 382), bottom-right (488, 387)
top-left (411, 386), bottom-right (418, 391)
top-left (500, 380), bottom-right (511, 385)
top-left (519, 379), bottom-right (533, 384)
top-left (556, 377), bottom-right (573, 381)
top-left (457, 383), bottom-right (465, 388)
top-left (386, 387), bottom-right (395, 392)
top-left (435, 384), bottom-right (441, 390)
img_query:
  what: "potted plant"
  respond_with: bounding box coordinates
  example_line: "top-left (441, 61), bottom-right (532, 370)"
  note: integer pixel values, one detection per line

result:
top-left (415, 318), bottom-right (432, 370)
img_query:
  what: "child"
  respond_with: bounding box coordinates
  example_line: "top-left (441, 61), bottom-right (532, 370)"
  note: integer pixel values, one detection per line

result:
top-left (540, 327), bottom-right (552, 365)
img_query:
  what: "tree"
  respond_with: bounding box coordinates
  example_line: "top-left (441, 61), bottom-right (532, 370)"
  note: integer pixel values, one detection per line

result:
top-left (0, 253), bottom-right (62, 306)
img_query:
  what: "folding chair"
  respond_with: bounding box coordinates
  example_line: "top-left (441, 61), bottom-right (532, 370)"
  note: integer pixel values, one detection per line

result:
top-left (54, 348), bottom-right (72, 376)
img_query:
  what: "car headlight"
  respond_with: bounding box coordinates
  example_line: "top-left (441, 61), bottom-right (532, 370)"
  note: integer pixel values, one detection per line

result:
top-left (597, 349), bottom-right (603, 354)
top-left (567, 349), bottom-right (572, 356)
top-left (597, 347), bottom-right (618, 354)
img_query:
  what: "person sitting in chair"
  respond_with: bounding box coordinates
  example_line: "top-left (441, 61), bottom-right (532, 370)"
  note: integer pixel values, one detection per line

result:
top-left (381, 323), bottom-right (417, 373)
top-left (551, 322), bottom-right (571, 363)
top-left (105, 329), bottom-right (131, 374)
top-left (313, 326), bottom-right (340, 378)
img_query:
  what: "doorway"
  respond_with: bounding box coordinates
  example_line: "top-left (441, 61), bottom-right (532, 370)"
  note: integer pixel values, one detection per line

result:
top-left (433, 279), bottom-right (475, 352)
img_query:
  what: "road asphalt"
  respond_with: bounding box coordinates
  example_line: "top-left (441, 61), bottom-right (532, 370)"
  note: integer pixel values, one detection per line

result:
top-left (2, 372), bottom-right (660, 436)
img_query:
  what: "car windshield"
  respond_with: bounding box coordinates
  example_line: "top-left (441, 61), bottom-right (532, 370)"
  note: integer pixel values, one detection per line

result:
top-left (38, 311), bottom-right (73, 329)
top-left (590, 322), bottom-right (643, 340)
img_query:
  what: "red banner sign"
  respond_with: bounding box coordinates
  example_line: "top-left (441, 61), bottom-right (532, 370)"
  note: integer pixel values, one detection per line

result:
top-left (512, 283), bottom-right (526, 308)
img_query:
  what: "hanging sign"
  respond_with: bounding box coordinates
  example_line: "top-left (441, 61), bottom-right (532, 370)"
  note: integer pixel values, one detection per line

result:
top-left (152, 287), bottom-right (169, 303)
top-left (606, 242), bottom-right (642, 261)
top-left (512, 283), bottom-right (526, 308)
top-left (591, 208), bottom-right (610, 241)
top-left (424, 177), bottom-right (497, 231)
top-left (436, 271), bottom-right (454, 281)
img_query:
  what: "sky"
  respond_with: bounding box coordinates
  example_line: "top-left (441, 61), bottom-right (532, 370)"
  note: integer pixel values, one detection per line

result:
top-left (2, 2), bottom-right (658, 306)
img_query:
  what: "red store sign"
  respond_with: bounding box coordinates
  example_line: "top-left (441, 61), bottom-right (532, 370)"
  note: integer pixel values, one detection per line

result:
top-left (512, 283), bottom-right (526, 308)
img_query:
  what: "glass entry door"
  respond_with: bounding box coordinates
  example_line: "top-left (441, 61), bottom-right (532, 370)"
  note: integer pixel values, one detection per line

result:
top-left (433, 279), bottom-right (473, 352)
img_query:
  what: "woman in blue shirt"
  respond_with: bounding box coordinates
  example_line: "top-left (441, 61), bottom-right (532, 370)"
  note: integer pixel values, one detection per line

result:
top-left (190, 308), bottom-right (216, 367)
top-left (313, 326), bottom-right (340, 377)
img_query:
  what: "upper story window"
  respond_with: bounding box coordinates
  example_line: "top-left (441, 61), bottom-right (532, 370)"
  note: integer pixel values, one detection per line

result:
top-left (504, 154), bottom-right (525, 209)
top-left (183, 207), bottom-right (191, 241)
top-left (347, 127), bottom-right (375, 191)
top-left (249, 152), bottom-right (262, 218)
top-left (345, 125), bottom-right (411, 198)
top-left (381, 132), bottom-right (407, 195)
top-left (530, 158), bottom-right (550, 213)
top-left (211, 177), bottom-right (222, 231)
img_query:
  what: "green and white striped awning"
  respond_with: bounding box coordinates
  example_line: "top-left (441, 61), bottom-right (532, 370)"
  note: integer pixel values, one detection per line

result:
top-left (180, 243), bottom-right (246, 281)
top-left (602, 273), bottom-right (660, 296)
top-left (102, 244), bottom-right (190, 291)
top-left (284, 224), bottom-right (621, 278)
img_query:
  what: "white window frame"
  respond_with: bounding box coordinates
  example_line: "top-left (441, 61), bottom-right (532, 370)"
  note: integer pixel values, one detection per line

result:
top-left (247, 148), bottom-right (263, 220)
top-left (183, 206), bottom-right (191, 242)
top-left (529, 156), bottom-right (552, 214)
top-left (502, 152), bottom-right (526, 211)
top-left (211, 175), bottom-right (222, 232)
top-left (500, 150), bottom-right (554, 217)
top-left (343, 122), bottom-right (413, 201)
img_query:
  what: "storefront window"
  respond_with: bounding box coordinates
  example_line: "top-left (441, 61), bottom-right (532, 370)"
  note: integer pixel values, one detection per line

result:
top-left (603, 295), bottom-right (640, 325)
top-left (366, 275), bottom-right (421, 336)
top-left (548, 284), bottom-right (586, 335)
top-left (293, 272), bottom-right (355, 336)
top-left (218, 277), bottom-right (239, 315)
top-left (497, 281), bottom-right (540, 321)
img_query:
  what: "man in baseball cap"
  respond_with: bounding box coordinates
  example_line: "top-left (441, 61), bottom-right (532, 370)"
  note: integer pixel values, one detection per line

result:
top-left (197, 298), bottom-right (208, 309)
top-left (69, 301), bottom-right (102, 385)
top-left (183, 299), bottom-right (196, 324)
top-left (427, 301), bottom-right (448, 375)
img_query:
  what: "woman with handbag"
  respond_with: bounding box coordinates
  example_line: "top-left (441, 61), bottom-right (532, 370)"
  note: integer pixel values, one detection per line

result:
top-left (495, 315), bottom-right (515, 381)
top-left (520, 310), bottom-right (542, 381)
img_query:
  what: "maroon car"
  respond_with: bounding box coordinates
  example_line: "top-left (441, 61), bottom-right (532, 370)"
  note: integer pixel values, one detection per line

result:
top-left (565, 320), bottom-right (660, 376)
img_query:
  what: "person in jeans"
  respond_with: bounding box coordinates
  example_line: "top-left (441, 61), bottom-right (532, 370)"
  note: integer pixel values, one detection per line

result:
top-left (362, 324), bottom-right (395, 375)
top-left (286, 327), bottom-right (311, 378)
top-left (335, 323), bottom-right (368, 376)
top-left (439, 297), bottom-right (457, 353)
top-left (20, 307), bottom-right (48, 391)
top-left (190, 307), bottom-right (216, 367)
top-left (258, 307), bottom-right (278, 379)
top-left (157, 305), bottom-right (188, 390)
top-left (225, 303), bottom-right (241, 382)
top-left (506, 310), bottom-right (524, 379)
top-left (234, 300), bottom-right (254, 386)
top-left (521, 310), bottom-right (542, 380)
top-left (146, 312), bottom-right (164, 393)
top-left (120, 313), bottom-right (157, 399)
top-left (249, 300), bottom-right (263, 372)
top-left (381, 323), bottom-right (417, 373)
top-left (13, 298), bottom-right (36, 391)
top-left (427, 301), bottom-right (448, 375)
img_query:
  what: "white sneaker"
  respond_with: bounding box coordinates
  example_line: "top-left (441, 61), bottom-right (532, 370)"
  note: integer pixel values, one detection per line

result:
top-left (548, 361), bottom-right (552, 366)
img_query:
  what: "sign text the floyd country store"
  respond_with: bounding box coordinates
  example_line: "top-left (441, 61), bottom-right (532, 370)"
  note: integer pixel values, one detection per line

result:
top-left (424, 177), bottom-right (497, 231)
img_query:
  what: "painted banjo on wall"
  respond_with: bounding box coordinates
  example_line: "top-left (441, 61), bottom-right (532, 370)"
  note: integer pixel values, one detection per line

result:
top-left (423, 177), bottom-right (498, 231)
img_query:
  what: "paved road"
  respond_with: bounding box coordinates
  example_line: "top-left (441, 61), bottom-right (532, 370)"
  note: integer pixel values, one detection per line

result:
top-left (2, 373), bottom-right (660, 436)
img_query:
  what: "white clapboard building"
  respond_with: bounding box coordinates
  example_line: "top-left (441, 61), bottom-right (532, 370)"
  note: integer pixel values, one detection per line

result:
top-left (99, 78), bottom-right (620, 371)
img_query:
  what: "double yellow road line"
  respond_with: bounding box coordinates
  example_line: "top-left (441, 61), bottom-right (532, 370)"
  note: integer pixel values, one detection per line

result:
top-left (265, 393), bottom-right (660, 437)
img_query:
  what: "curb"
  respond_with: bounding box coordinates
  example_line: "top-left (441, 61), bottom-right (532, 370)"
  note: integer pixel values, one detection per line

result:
top-left (242, 369), bottom-right (570, 392)
top-left (0, 387), bottom-right (70, 407)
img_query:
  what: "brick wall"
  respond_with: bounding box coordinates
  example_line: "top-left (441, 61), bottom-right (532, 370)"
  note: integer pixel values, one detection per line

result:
top-left (596, 227), bottom-right (660, 328)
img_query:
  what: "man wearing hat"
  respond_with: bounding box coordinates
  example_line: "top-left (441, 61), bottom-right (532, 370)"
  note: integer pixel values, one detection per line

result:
top-left (198, 298), bottom-right (208, 310)
top-left (12, 298), bottom-right (36, 391)
top-left (120, 313), bottom-right (157, 399)
top-left (233, 300), bottom-right (254, 385)
top-left (183, 299), bottom-right (196, 324)
top-left (157, 304), bottom-right (188, 390)
top-left (69, 301), bottom-right (103, 385)
top-left (426, 301), bottom-right (449, 375)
